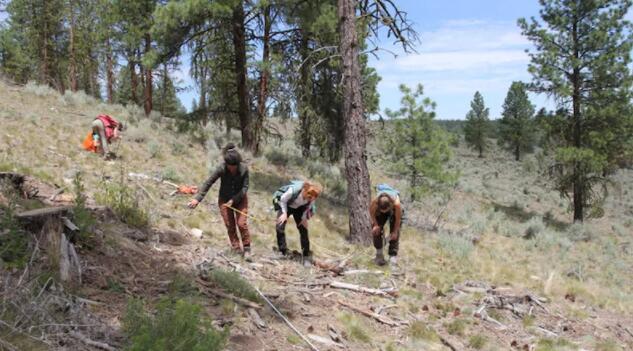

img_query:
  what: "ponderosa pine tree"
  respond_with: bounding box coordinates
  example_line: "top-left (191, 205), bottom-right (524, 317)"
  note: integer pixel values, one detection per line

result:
top-left (464, 91), bottom-right (490, 158)
top-left (519, 0), bottom-right (633, 222)
top-left (498, 81), bottom-right (536, 161)
top-left (386, 84), bottom-right (457, 201)
top-left (338, 0), bottom-right (416, 243)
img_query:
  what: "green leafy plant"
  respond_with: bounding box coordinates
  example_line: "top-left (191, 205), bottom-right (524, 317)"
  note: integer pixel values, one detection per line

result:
top-left (71, 173), bottom-right (96, 243)
top-left (123, 298), bottom-right (227, 351)
top-left (96, 180), bottom-right (149, 229)
top-left (205, 269), bottom-right (260, 303)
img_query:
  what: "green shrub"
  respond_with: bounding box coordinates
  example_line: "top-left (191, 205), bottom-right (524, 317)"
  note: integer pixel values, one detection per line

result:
top-left (96, 181), bottom-right (149, 228)
top-left (468, 334), bottom-right (487, 349)
top-left (407, 321), bottom-right (439, 341)
top-left (337, 312), bottom-right (371, 343)
top-left (205, 269), bottom-right (260, 303)
top-left (0, 204), bottom-right (29, 268)
top-left (535, 338), bottom-right (575, 351)
top-left (24, 81), bottom-right (57, 96)
top-left (438, 232), bottom-right (474, 260)
top-left (524, 216), bottom-right (545, 239)
top-left (160, 167), bottom-right (181, 183)
top-left (522, 156), bottom-right (536, 173)
top-left (566, 223), bottom-right (592, 242)
top-left (123, 298), bottom-right (227, 351)
top-left (264, 149), bottom-right (289, 166)
top-left (148, 141), bottom-right (162, 159)
top-left (445, 318), bottom-right (467, 336)
top-left (71, 173), bottom-right (96, 243)
top-left (171, 142), bottom-right (185, 155)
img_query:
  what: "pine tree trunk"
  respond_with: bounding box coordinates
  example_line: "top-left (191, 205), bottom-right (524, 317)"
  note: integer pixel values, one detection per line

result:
top-left (106, 37), bottom-right (114, 103)
top-left (41, 2), bottom-right (50, 87)
top-left (144, 33), bottom-right (153, 116)
top-left (68, 0), bottom-right (78, 92)
top-left (478, 144), bottom-right (483, 158)
top-left (572, 17), bottom-right (583, 222)
top-left (253, 5), bottom-right (271, 156)
top-left (232, 2), bottom-right (254, 150)
top-left (339, 0), bottom-right (372, 244)
top-left (129, 53), bottom-right (138, 104)
top-left (515, 144), bottom-right (520, 161)
top-left (298, 33), bottom-right (311, 158)
top-left (161, 63), bottom-right (167, 116)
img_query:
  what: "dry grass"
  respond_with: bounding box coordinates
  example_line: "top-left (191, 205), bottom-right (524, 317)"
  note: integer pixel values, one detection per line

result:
top-left (2, 81), bottom-right (633, 350)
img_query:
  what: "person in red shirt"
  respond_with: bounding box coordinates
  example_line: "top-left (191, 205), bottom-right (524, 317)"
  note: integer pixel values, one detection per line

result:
top-left (91, 114), bottom-right (124, 160)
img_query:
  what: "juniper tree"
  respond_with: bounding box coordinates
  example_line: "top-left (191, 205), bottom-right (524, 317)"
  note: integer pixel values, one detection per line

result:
top-left (464, 91), bottom-right (491, 158)
top-left (498, 81), bottom-right (536, 161)
top-left (519, 0), bottom-right (633, 222)
top-left (385, 84), bottom-right (458, 202)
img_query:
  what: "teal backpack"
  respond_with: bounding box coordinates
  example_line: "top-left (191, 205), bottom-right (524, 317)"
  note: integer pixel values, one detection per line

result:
top-left (376, 183), bottom-right (405, 221)
top-left (272, 180), bottom-right (317, 214)
top-left (272, 180), bottom-right (304, 209)
top-left (376, 183), bottom-right (399, 199)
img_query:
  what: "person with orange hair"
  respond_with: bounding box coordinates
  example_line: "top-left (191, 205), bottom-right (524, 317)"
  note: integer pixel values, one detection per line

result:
top-left (369, 184), bottom-right (403, 267)
top-left (272, 180), bottom-right (322, 266)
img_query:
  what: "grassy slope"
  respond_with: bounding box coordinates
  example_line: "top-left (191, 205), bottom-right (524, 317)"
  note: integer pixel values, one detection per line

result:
top-left (1, 80), bottom-right (632, 350)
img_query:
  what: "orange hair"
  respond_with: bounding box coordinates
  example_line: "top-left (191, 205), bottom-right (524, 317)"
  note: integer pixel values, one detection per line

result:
top-left (302, 181), bottom-right (322, 198)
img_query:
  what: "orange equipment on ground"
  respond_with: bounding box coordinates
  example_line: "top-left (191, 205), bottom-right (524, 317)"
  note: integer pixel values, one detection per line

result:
top-left (82, 132), bottom-right (98, 152)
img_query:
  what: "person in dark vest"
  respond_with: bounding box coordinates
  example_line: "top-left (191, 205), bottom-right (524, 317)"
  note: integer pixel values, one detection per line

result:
top-left (369, 184), bottom-right (403, 267)
top-left (272, 180), bottom-right (321, 267)
top-left (91, 114), bottom-right (124, 160)
top-left (188, 144), bottom-right (251, 259)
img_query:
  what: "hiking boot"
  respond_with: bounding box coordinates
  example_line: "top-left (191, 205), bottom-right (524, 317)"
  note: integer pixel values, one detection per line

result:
top-left (243, 247), bottom-right (253, 262)
top-left (104, 152), bottom-right (117, 161)
top-left (273, 248), bottom-right (288, 260)
top-left (389, 255), bottom-right (398, 267)
top-left (225, 247), bottom-right (242, 258)
top-left (302, 255), bottom-right (313, 268)
top-left (374, 251), bottom-right (386, 266)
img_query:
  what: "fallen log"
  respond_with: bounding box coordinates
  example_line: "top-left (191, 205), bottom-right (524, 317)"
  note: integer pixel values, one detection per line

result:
top-left (307, 334), bottom-right (344, 348)
top-left (69, 331), bottom-right (116, 351)
top-left (330, 281), bottom-right (398, 298)
top-left (341, 269), bottom-right (384, 276)
top-left (16, 206), bottom-right (71, 219)
top-left (313, 258), bottom-right (345, 275)
top-left (247, 308), bottom-right (267, 329)
top-left (337, 300), bottom-right (404, 327)
top-left (197, 279), bottom-right (263, 310)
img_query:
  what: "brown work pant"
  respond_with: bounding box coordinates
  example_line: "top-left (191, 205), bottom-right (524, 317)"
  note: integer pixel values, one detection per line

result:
top-left (218, 195), bottom-right (250, 250)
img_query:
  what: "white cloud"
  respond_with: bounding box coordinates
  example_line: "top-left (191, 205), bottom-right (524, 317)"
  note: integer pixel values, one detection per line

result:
top-left (372, 19), bottom-right (541, 118)
top-left (394, 49), bottom-right (527, 72)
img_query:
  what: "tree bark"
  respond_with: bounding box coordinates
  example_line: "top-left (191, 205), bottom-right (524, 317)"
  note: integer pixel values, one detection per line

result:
top-left (338, 0), bottom-right (372, 244)
top-left (253, 4), bottom-right (272, 156)
top-left (68, 1), bottom-right (78, 92)
top-left (105, 36), bottom-right (114, 104)
top-left (572, 16), bottom-right (583, 222)
top-left (41, 1), bottom-right (50, 87)
top-left (161, 63), bottom-right (167, 116)
top-left (143, 33), bottom-right (153, 116)
top-left (515, 144), bottom-right (520, 161)
top-left (129, 52), bottom-right (138, 105)
top-left (232, 1), bottom-right (254, 150)
top-left (298, 32), bottom-right (311, 158)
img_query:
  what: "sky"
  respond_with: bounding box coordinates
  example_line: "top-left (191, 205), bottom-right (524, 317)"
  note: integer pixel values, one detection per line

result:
top-left (1, 2), bottom-right (629, 120)
top-left (174, 0), bottom-right (551, 120)
top-left (370, 0), bottom-right (546, 120)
